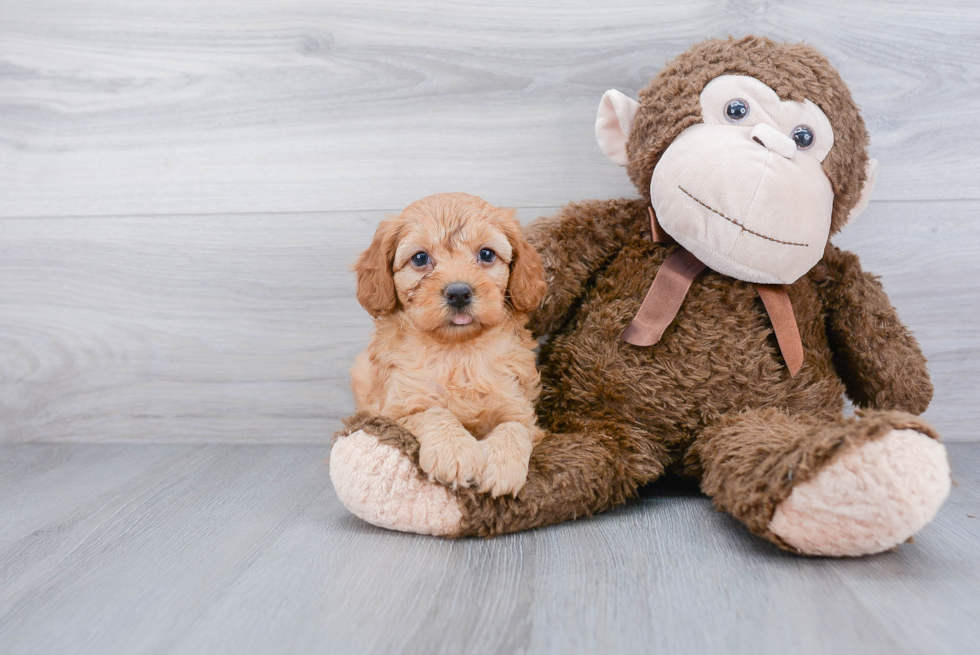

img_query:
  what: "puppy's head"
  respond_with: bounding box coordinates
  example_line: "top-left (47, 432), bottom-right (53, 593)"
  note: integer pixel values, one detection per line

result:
top-left (354, 193), bottom-right (546, 341)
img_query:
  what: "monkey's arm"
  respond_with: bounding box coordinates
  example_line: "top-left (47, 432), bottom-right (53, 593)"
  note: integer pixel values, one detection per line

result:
top-left (818, 245), bottom-right (933, 414)
top-left (526, 197), bottom-right (647, 336)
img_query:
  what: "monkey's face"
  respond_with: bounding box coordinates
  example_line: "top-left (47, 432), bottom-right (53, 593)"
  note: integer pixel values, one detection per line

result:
top-left (596, 38), bottom-right (875, 284)
top-left (650, 76), bottom-right (835, 284)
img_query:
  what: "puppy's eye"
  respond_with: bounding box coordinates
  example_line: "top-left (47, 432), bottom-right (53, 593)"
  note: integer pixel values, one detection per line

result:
top-left (411, 252), bottom-right (429, 267)
top-left (478, 248), bottom-right (496, 263)
top-left (725, 98), bottom-right (749, 122)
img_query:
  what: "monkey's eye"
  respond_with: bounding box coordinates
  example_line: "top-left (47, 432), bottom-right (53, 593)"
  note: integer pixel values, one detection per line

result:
top-left (411, 252), bottom-right (429, 267)
top-left (725, 98), bottom-right (749, 122)
top-left (478, 248), bottom-right (496, 263)
top-left (791, 125), bottom-right (815, 150)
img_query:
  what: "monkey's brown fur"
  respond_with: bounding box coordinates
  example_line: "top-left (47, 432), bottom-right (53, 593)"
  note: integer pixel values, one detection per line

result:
top-left (343, 37), bottom-right (936, 550)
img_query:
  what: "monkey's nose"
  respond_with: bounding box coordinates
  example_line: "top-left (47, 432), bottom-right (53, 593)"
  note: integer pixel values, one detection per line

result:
top-left (750, 123), bottom-right (796, 159)
top-left (444, 283), bottom-right (473, 309)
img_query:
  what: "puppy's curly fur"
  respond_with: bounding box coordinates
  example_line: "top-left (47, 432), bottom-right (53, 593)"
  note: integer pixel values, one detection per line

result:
top-left (351, 193), bottom-right (548, 497)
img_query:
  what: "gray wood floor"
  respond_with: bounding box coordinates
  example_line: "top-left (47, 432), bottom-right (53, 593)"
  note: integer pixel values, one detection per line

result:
top-left (0, 442), bottom-right (976, 655)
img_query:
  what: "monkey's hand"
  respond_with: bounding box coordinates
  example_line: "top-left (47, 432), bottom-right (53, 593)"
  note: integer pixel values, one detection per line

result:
top-left (820, 246), bottom-right (933, 414)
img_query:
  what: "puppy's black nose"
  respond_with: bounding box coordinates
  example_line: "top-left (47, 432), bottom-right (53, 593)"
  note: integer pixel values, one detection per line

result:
top-left (444, 283), bottom-right (473, 309)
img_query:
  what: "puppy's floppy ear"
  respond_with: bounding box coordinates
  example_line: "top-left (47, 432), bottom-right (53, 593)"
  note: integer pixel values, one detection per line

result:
top-left (499, 210), bottom-right (547, 313)
top-left (354, 217), bottom-right (400, 317)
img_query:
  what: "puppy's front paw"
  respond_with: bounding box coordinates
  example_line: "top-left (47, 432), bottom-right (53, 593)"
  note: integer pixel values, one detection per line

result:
top-left (418, 431), bottom-right (486, 490)
top-left (478, 423), bottom-right (533, 498)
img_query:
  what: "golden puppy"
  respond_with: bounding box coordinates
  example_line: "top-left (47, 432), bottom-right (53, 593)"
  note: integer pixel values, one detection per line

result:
top-left (351, 193), bottom-right (547, 497)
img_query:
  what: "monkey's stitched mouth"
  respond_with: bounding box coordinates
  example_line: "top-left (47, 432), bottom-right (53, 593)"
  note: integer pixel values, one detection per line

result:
top-left (677, 186), bottom-right (808, 248)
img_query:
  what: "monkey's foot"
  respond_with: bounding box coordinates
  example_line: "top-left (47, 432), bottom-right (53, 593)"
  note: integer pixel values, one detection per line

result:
top-left (769, 429), bottom-right (950, 557)
top-left (330, 430), bottom-right (463, 536)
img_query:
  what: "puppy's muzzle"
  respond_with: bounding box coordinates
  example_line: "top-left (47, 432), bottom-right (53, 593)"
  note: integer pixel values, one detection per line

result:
top-left (444, 283), bottom-right (473, 310)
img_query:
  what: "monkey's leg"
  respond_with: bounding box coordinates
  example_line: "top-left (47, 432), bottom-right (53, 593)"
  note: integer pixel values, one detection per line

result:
top-left (691, 408), bottom-right (951, 556)
top-left (330, 413), bottom-right (666, 537)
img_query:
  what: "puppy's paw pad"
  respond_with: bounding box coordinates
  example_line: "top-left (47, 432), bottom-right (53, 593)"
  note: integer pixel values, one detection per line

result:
top-left (770, 429), bottom-right (950, 556)
top-left (330, 431), bottom-right (463, 536)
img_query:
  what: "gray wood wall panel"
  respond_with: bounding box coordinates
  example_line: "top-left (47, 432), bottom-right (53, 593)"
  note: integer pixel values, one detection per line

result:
top-left (835, 200), bottom-right (980, 443)
top-left (0, 442), bottom-right (977, 654)
top-left (1, 0), bottom-right (977, 444)
top-left (0, 210), bottom-right (378, 443)
top-left (1, 0), bottom-right (979, 218)
top-left (1, 201), bottom-right (976, 443)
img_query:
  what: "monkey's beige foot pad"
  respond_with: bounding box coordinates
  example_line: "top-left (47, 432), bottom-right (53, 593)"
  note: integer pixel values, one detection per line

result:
top-left (330, 430), bottom-right (463, 536)
top-left (770, 429), bottom-right (951, 557)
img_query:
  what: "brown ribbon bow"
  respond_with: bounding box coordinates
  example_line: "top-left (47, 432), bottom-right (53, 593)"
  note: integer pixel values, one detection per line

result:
top-left (620, 207), bottom-right (804, 377)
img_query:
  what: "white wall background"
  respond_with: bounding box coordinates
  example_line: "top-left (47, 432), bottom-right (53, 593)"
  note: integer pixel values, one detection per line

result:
top-left (1, 0), bottom-right (977, 443)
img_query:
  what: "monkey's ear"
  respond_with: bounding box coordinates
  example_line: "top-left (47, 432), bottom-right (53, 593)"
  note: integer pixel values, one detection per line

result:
top-left (595, 90), bottom-right (640, 167)
top-left (842, 158), bottom-right (877, 228)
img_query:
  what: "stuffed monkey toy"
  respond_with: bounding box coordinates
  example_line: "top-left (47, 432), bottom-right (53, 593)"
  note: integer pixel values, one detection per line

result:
top-left (330, 36), bottom-right (951, 556)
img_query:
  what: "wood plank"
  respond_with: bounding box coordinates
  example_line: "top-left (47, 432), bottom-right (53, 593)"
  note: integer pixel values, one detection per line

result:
top-left (0, 444), bottom-right (333, 655)
top-left (0, 445), bottom-right (219, 614)
top-left (821, 443), bottom-right (980, 655)
top-left (0, 201), bottom-right (975, 443)
top-left (175, 494), bottom-right (905, 655)
top-left (0, 443), bottom-right (975, 654)
top-left (834, 200), bottom-right (980, 443)
top-left (1, 0), bottom-right (978, 218)
top-left (0, 444), bottom-right (199, 548)
top-left (0, 210), bottom-right (378, 443)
